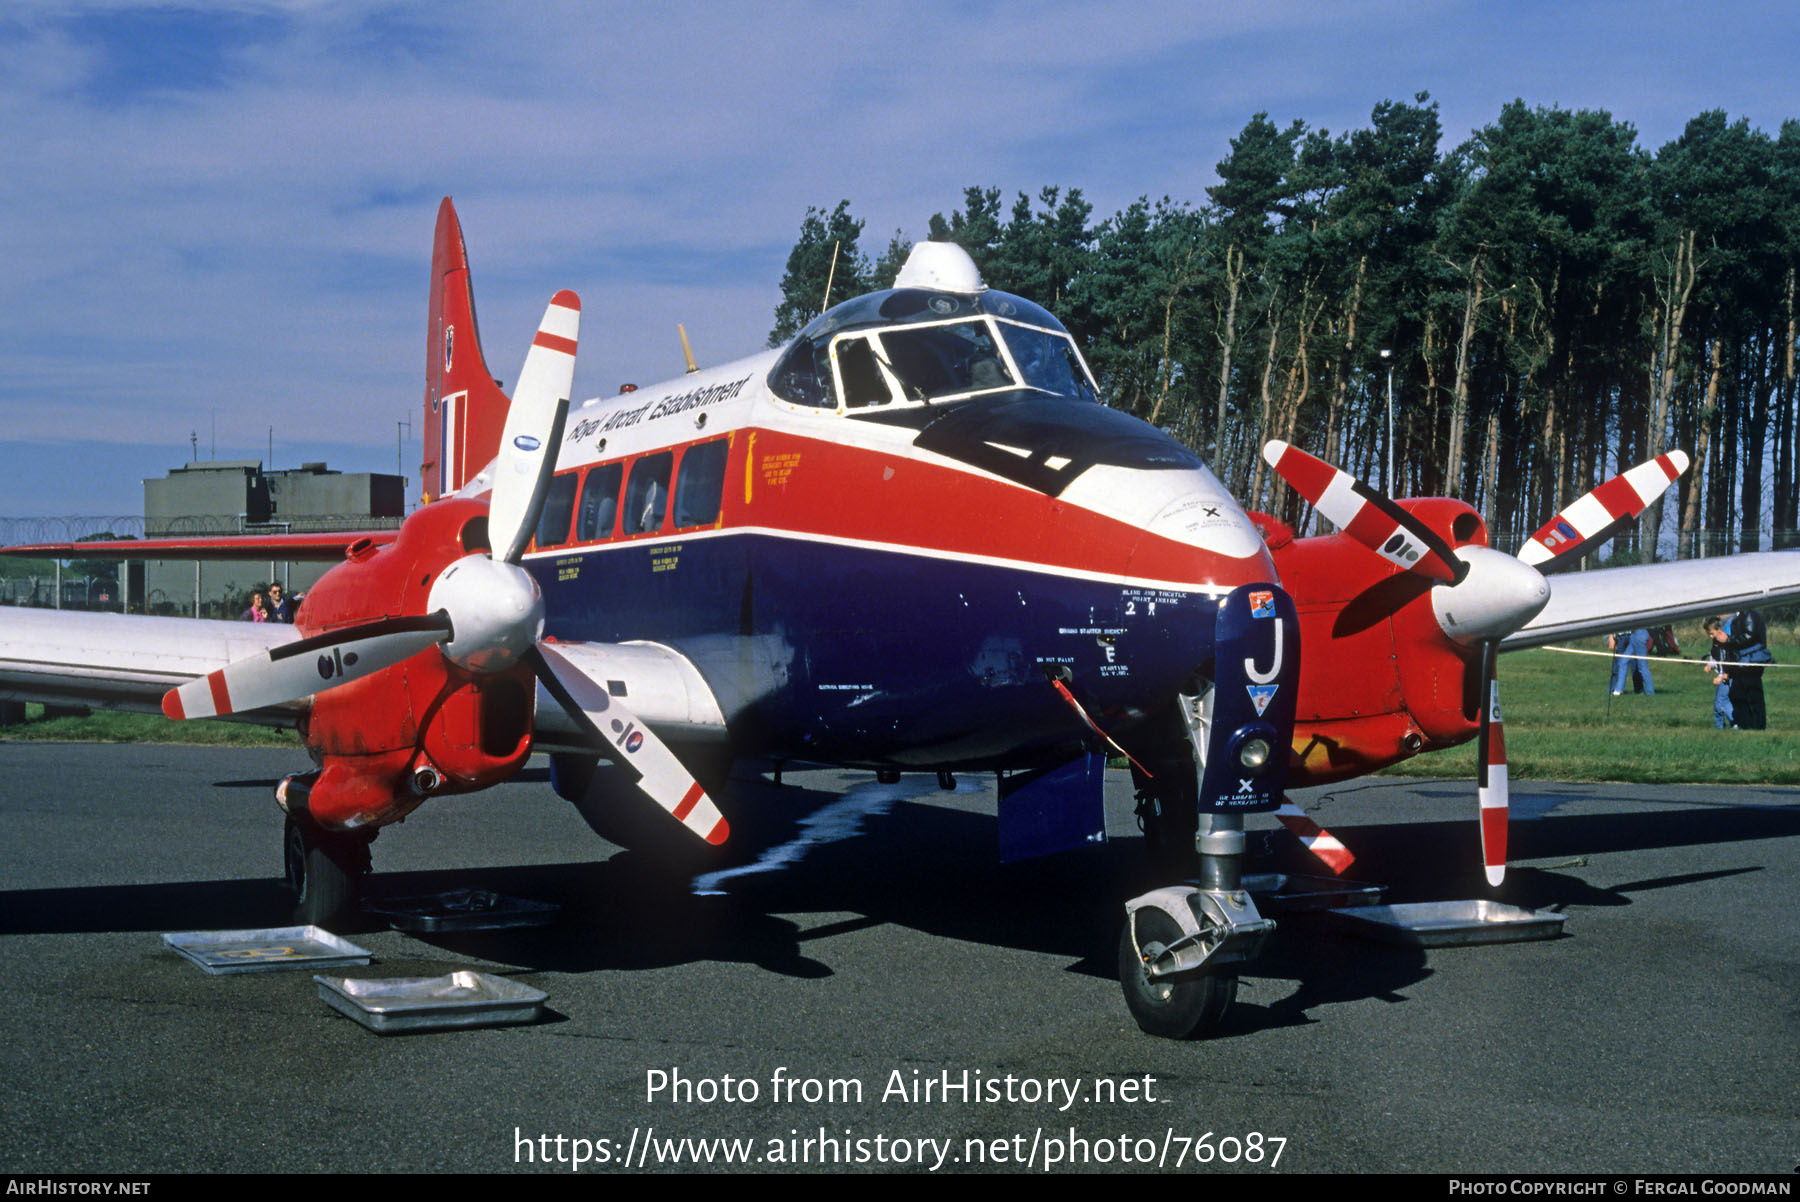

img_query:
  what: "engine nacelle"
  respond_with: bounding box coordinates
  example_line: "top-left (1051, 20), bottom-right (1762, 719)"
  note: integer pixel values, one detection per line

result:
top-left (288, 498), bottom-right (535, 829)
top-left (1262, 498), bottom-right (1491, 784)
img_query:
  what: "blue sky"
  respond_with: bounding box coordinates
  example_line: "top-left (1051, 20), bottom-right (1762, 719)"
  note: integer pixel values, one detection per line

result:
top-left (3, 0), bottom-right (1797, 516)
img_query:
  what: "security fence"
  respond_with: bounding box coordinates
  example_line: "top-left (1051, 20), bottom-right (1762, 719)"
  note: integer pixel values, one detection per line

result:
top-left (0, 514), bottom-right (404, 617)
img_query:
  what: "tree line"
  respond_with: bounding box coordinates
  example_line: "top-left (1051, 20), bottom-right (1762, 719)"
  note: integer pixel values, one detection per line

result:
top-left (769, 95), bottom-right (1800, 560)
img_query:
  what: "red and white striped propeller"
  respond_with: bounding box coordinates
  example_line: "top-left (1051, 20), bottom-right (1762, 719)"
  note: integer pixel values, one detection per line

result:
top-left (162, 291), bottom-right (726, 846)
top-left (1262, 441), bottom-right (1687, 886)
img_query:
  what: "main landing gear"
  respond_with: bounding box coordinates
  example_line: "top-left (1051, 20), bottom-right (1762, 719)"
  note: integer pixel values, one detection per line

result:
top-left (278, 772), bottom-right (373, 928)
top-left (283, 814), bottom-right (373, 927)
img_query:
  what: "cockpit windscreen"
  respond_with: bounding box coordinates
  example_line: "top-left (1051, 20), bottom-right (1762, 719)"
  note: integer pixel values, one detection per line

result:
top-left (769, 288), bottom-right (1099, 411)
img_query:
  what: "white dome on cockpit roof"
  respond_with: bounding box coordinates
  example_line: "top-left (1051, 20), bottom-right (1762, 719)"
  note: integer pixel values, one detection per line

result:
top-left (893, 242), bottom-right (986, 294)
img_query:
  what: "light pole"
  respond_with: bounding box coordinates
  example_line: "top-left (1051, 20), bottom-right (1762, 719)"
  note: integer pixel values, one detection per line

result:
top-left (1380, 348), bottom-right (1394, 492)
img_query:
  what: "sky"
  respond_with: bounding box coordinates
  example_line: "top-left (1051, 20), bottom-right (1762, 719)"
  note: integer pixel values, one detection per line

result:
top-left (3, 0), bottom-right (1798, 519)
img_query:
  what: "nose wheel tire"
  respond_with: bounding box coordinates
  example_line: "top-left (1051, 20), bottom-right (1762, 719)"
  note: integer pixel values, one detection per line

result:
top-left (1118, 908), bottom-right (1238, 1039)
top-left (283, 815), bottom-right (372, 929)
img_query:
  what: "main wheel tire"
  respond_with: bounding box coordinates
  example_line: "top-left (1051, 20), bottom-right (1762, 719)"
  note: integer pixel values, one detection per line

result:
top-left (1118, 907), bottom-right (1238, 1039)
top-left (284, 816), bottom-right (371, 929)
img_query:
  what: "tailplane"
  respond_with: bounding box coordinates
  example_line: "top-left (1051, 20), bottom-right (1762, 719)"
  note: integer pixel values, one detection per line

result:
top-left (421, 198), bottom-right (510, 503)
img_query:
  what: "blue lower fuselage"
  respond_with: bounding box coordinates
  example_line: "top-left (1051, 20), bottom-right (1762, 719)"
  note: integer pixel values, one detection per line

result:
top-left (534, 531), bottom-right (1219, 770)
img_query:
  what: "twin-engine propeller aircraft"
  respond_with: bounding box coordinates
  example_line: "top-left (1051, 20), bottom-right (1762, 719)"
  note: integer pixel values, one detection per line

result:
top-left (5, 198), bottom-right (1800, 1039)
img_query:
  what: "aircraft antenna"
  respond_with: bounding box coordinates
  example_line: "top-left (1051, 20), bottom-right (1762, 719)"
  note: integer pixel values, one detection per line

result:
top-left (821, 240), bottom-right (840, 315)
top-left (678, 324), bottom-right (699, 374)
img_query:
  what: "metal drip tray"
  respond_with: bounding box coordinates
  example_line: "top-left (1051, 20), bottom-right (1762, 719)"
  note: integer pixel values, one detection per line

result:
top-left (162, 926), bottom-right (373, 974)
top-left (365, 888), bottom-right (561, 933)
top-left (1243, 872), bottom-right (1386, 913)
top-left (1326, 900), bottom-right (1567, 947)
top-left (314, 971), bottom-right (548, 1034)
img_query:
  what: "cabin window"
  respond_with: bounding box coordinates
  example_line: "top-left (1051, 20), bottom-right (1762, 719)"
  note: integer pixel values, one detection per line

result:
top-left (534, 472), bottom-right (579, 548)
top-left (673, 439), bottom-right (729, 528)
top-left (622, 451), bottom-right (673, 535)
top-left (576, 462), bottom-right (623, 541)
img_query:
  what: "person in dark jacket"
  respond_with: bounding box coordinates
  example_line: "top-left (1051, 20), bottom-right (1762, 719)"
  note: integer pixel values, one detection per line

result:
top-left (266, 582), bottom-right (293, 623)
top-left (1723, 609), bottom-right (1773, 730)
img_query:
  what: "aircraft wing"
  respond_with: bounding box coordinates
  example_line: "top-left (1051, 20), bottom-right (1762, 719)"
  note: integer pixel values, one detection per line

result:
top-left (0, 606), bottom-right (729, 747)
top-left (0, 607), bottom-right (303, 720)
top-left (0, 531), bottom-right (398, 563)
top-left (1504, 550), bottom-right (1800, 648)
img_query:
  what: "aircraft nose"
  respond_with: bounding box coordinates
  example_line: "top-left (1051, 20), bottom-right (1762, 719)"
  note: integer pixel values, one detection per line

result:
top-left (1122, 475), bottom-right (1277, 593)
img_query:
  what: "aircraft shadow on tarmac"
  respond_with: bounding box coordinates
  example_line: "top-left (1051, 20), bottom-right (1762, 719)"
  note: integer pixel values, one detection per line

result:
top-left (1, 776), bottom-right (1794, 1039)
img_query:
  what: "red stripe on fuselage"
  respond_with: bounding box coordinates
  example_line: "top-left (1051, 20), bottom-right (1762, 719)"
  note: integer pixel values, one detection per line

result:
top-left (725, 429), bottom-right (1267, 589)
top-left (537, 425), bottom-right (1273, 590)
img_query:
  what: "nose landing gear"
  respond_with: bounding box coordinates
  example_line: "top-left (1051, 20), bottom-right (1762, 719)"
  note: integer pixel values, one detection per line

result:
top-left (1119, 814), bottom-right (1273, 1038)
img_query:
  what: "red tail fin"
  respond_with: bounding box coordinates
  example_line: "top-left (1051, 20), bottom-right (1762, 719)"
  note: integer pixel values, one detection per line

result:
top-left (421, 198), bottom-right (510, 503)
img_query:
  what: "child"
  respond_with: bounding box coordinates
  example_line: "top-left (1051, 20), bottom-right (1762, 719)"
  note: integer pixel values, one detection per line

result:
top-left (1703, 617), bottom-right (1733, 729)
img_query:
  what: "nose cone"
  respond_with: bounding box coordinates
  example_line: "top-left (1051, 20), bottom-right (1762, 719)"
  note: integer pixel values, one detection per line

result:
top-left (1110, 469), bottom-right (1276, 591)
top-left (1430, 546), bottom-right (1551, 643)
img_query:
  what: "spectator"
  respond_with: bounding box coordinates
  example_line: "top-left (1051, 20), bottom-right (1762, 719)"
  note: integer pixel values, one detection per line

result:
top-left (241, 591), bottom-right (269, 623)
top-left (1608, 628), bottom-right (1654, 695)
top-left (1724, 609), bottom-right (1773, 730)
top-left (267, 582), bottom-right (293, 623)
top-left (1703, 617), bottom-right (1734, 729)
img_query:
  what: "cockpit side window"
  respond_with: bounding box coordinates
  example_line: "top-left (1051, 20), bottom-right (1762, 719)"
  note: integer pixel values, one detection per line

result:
top-left (831, 335), bottom-right (894, 408)
top-left (1001, 322), bottom-right (1099, 403)
top-left (769, 338), bottom-right (834, 408)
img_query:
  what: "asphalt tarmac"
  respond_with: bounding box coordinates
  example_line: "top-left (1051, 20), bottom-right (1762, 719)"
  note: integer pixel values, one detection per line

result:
top-left (0, 742), bottom-right (1795, 1175)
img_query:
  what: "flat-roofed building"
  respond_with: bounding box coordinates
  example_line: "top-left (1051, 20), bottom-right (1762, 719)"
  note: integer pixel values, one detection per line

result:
top-left (144, 460), bottom-right (404, 617)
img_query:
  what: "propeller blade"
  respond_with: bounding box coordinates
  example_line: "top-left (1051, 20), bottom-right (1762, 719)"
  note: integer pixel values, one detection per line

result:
top-left (1516, 451), bottom-right (1689, 571)
top-left (529, 643), bottom-right (729, 845)
top-left (1274, 797), bottom-right (1354, 874)
top-left (162, 613), bottom-right (453, 720)
top-left (1262, 441), bottom-right (1464, 583)
top-left (490, 290), bottom-right (580, 565)
top-left (1475, 640), bottom-right (1508, 887)
top-left (1332, 571), bottom-right (1439, 638)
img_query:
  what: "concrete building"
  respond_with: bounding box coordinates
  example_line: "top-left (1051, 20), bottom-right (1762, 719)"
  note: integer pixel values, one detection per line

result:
top-left (144, 460), bottom-right (404, 617)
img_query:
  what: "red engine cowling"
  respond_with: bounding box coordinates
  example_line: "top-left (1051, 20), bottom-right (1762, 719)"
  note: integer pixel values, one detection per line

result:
top-left (288, 498), bottom-right (535, 829)
top-left (1261, 498), bottom-right (1487, 785)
